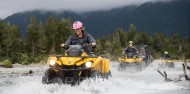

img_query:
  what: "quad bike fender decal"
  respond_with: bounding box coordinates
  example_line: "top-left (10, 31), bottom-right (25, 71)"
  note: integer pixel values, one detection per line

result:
top-left (160, 60), bottom-right (174, 64)
top-left (92, 57), bottom-right (110, 74)
top-left (166, 60), bottom-right (174, 63)
top-left (75, 58), bottom-right (96, 66)
top-left (102, 59), bottom-right (110, 73)
top-left (91, 56), bottom-right (102, 67)
top-left (122, 58), bottom-right (136, 63)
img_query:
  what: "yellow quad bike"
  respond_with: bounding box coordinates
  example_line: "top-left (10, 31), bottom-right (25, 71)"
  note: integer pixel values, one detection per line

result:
top-left (118, 53), bottom-right (143, 71)
top-left (159, 59), bottom-right (175, 68)
top-left (42, 45), bottom-right (110, 85)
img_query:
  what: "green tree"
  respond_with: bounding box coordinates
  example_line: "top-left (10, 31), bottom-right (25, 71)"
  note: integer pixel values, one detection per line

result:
top-left (37, 21), bottom-right (48, 56)
top-left (112, 30), bottom-right (122, 57)
top-left (127, 24), bottom-right (137, 41)
top-left (181, 37), bottom-right (190, 60)
top-left (56, 18), bottom-right (72, 54)
top-left (167, 33), bottom-right (180, 58)
top-left (95, 37), bottom-right (107, 52)
top-left (27, 16), bottom-right (39, 57)
top-left (2, 23), bottom-right (20, 62)
top-left (117, 28), bottom-right (127, 47)
top-left (0, 19), bottom-right (5, 57)
top-left (134, 32), bottom-right (153, 45)
top-left (44, 16), bottom-right (58, 54)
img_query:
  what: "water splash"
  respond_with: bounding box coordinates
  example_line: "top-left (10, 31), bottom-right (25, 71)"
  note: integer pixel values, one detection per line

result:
top-left (0, 60), bottom-right (189, 94)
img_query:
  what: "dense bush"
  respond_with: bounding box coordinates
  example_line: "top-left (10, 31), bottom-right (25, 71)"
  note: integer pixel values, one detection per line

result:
top-left (2, 60), bottom-right (13, 68)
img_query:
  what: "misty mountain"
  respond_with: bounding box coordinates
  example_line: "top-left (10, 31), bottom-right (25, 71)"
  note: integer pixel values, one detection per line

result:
top-left (3, 0), bottom-right (190, 37)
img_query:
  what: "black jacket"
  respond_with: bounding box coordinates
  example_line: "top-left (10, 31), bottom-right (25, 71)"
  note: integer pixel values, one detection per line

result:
top-left (123, 46), bottom-right (138, 54)
top-left (161, 54), bottom-right (171, 60)
top-left (64, 33), bottom-right (96, 50)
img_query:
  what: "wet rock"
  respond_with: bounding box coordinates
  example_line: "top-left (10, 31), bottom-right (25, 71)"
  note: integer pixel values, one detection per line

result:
top-left (22, 70), bottom-right (34, 76)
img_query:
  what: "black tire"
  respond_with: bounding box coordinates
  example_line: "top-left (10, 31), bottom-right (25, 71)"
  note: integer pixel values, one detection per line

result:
top-left (118, 66), bottom-right (124, 71)
top-left (118, 62), bottom-right (127, 71)
top-left (169, 63), bottom-right (175, 68)
top-left (42, 68), bottom-right (58, 84)
top-left (171, 63), bottom-right (175, 68)
top-left (118, 64), bottom-right (123, 71)
top-left (134, 63), bottom-right (142, 71)
top-left (108, 71), bottom-right (112, 78)
top-left (103, 71), bottom-right (112, 79)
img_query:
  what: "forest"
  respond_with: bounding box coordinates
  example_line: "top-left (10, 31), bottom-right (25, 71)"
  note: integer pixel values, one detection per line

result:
top-left (0, 16), bottom-right (189, 66)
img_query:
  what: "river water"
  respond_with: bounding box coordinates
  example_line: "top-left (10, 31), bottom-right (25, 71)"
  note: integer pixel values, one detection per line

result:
top-left (0, 60), bottom-right (189, 94)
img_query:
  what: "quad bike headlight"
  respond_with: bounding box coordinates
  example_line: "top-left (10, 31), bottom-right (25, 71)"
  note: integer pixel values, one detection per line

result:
top-left (85, 61), bottom-right (92, 68)
top-left (50, 59), bottom-right (56, 65)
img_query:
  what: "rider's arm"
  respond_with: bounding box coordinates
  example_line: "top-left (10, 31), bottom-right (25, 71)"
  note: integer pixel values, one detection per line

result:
top-left (61, 35), bottom-right (72, 49)
top-left (166, 54), bottom-right (171, 59)
top-left (87, 33), bottom-right (96, 47)
top-left (123, 48), bottom-right (128, 54)
top-left (134, 47), bottom-right (139, 54)
top-left (65, 35), bottom-right (72, 45)
top-left (161, 54), bottom-right (166, 60)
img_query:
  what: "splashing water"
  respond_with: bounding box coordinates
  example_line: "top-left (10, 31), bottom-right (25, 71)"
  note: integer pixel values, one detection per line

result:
top-left (0, 60), bottom-right (189, 94)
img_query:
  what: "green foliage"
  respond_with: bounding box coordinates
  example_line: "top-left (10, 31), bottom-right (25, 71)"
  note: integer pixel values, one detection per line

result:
top-left (134, 32), bottom-right (153, 45)
top-left (55, 18), bottom-right (72, 54)
top-left (27, 16), bottom-right (39, 57)
top-left (95, 37), bottom-right (107, 52)
top-left (96, 24), bottom-right (189, 60)
top-left (183, 38), bottom-right (190, 59)
top-left (111, 30), bottom-right (123, 58)
top-left (20, 54), bottom-right (47, 65)
top-left (22, 60), bottom-right (30, 65)
top-left (44, 16), bottom-right (59, 54)
top-left (37, 22), bottom-right (48, 54)
top-left (1, 23), bottom-right (20, 58)
top-left (0, 15), bottom-right (189, 64)
top-left (127, 24), bottom-right (137, 41)
top-left (11, 54), bottom-right (20, 64)
top-left (2, 60), bottom-right (13, 68)
top-left (43, 16), bottom-right (73, 54)
top-left (20, 56), bottom-right (35, 65)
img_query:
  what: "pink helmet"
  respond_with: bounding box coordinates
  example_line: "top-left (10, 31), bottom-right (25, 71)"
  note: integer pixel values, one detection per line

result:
top-left (73, 21), bottom-right (83, 29)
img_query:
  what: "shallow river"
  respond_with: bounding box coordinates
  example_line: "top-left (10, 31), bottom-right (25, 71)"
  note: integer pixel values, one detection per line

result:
top-left (0, 60), bottom-right (189, 94)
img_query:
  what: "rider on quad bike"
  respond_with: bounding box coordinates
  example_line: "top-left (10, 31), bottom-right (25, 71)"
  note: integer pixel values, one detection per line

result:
top-left (60, 21), bottom-right (96, 53)
top-left (118, 41), bottom-right (142, 71)
top-left (42, 21), bottom-right (110, 85)
top-left (160, 51), bottom-right (174, 68)
top-left (161, 51), bottom-right (171, 60)
top-left (123, 41), bottom-right (138, 56)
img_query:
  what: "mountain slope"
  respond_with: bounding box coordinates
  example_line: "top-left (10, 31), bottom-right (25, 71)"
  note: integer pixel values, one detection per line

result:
top-left (3, 0), bottom-right (190, 37)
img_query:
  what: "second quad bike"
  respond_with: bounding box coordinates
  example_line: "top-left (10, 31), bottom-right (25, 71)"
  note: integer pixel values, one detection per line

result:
top-left (118, 45), bottom-right (153, 71)
top-left (159, 59), bottom-right (175, 68)
top-left (118, 53), bottom-right (143, 71)
top-left (42, 45), bottom-right (110, 85)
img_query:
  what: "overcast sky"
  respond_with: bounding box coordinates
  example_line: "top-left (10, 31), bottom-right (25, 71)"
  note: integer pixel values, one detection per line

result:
top-left (0, 0), bottom-right (172, 19)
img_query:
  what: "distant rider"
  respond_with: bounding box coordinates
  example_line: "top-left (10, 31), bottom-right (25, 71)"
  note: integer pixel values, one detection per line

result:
top-left (161, 51), bottom-right (171, 60)
top-left (123, 41), bottom-right (138, 55)
top-left (60, 21), bottom-right (96, 51)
